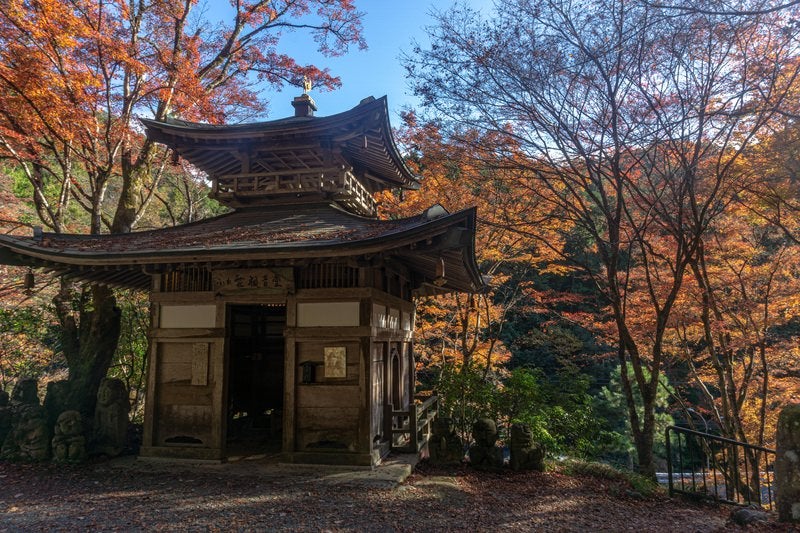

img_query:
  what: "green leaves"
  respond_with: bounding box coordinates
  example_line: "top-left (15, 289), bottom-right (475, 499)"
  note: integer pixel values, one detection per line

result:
top-left (0, 306), bottom-right (63, 390)
top-left (435, 363), bottom-right (599, 456)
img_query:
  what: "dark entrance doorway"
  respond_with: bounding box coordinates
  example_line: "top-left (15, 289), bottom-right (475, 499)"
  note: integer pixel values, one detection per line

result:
top-left (226, 304), bottom-right (286, 455)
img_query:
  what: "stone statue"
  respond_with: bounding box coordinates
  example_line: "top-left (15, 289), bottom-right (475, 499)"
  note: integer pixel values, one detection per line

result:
top-left (428, 417), bottom-right (464, 465)
top-left (1, 403), bottom-right (50, 461)
top-left (509, 423), bottom-right (545, 471)
top-left (1, 378), bottom-right (50, 461)
top-left (468, 418), bottom-right (504, 469)
top-left (776, 404), bottom-right (800, 523)
top-left (11, 378), bottom-right (39, 405)
top-left (52, 410), bottom-right (87, 463)
top-left (44, 380), bottom-right (72, 431)
top-left (0, 390), bottom-right (12, 449)
top-left (92, 378), bottom-right (129, 456)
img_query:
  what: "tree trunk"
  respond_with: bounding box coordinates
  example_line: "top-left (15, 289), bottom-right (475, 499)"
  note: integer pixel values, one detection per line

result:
top-left (53, 282), bottom-right (122, 418)
top-left (113, 142), bottom-right (154, 233)
top-left (633, 426), bottom-right (656, 479)
top-left (634, 394), bottom-right (658, 479)
top-left (616, 326), bottom-right (658, 479)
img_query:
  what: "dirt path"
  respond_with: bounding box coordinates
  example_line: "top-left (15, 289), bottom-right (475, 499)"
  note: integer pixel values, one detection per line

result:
top-left (0, 459), bottom-right (792, 532)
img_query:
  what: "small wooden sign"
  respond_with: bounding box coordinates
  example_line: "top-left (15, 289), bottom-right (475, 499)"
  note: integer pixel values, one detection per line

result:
top-left (211, 268), bottom-right (292, 292)
top-left (324, 346), bottom-right (347, 378)
top-left (191, 343), bottom-right (209, 386)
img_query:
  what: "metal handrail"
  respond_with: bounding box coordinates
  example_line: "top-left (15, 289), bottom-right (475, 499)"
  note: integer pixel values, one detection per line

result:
top-left (667, 425), bottom-right (776, 454)
top-left (665, 425), bottom-right (776, 510)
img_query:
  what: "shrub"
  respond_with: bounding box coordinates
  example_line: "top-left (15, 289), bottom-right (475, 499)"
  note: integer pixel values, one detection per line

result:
top-left (434, 363), bottom-right (600, 456)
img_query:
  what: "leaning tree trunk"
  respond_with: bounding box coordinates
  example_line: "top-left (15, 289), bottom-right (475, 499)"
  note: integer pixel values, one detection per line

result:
top-left (53, 281), bottom-right (122, 418)
top-left (50, 144), bottom-right (148, 421)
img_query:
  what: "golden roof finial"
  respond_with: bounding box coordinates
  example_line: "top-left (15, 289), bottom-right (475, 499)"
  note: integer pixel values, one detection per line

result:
top-left (302, 75), bottom-right (312, 95)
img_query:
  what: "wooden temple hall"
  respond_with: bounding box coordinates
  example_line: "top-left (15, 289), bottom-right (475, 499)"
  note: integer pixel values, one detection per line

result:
top-left (0, 94), bottom-right (483, 466)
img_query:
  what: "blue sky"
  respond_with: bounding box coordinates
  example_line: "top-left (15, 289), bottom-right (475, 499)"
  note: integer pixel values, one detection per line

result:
top-left (216, 0), bottom-right (494, 119)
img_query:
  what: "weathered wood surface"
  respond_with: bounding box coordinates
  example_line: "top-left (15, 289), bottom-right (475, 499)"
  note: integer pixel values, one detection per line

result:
top-left (296, 385), bottom-right (360, 407)
top-left (296, 408), bottom-right (360, 430)
top-left (157, 385), bottom-right (213, 405)
top-left (156, 404), bottom-right (213, 446)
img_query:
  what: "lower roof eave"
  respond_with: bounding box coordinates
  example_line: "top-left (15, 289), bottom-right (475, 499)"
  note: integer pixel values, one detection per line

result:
top-left (0, 207), bottom-right (478, 268)
top-left (3, 241), bottom-right (446, 268)
top-left (0, 206), bottom-right (485, 293)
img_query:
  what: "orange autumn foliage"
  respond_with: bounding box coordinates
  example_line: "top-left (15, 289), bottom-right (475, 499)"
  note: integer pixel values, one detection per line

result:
top-left (0, 0), bottom-right (365, 234)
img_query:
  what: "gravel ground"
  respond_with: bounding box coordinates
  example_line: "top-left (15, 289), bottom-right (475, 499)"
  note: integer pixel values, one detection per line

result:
top-left (0, 457), bottom-right (794, 532)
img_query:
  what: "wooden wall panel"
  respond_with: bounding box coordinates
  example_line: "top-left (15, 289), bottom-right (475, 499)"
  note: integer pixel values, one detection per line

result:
top-left (297, 407), bottom-right (360, 430)
top-left (160, 304), bottom-right (216, 328)
top-left (158, 385), bottom-right (213, 405)
top-left (153, 341), bottom-right (219, 448)
top-left (295, 379), bottom-right (361, 451)
top-left (296, 384), bottom-right (360, 407)
top-left (297, 302), bottom-right (360, 327)
top-left (156, 404), bottom-right (213, 446)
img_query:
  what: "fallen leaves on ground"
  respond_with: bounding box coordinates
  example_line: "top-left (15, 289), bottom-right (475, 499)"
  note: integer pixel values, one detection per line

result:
top-left (0, 459), bottom-right (792, 532)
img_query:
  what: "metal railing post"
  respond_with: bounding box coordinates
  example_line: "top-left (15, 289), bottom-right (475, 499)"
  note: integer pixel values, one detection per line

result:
top-left (666, 426), bottom-right (674, 497)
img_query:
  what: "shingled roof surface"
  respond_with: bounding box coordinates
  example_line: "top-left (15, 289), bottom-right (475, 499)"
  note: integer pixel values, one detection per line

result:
top-left (7, 204), bottom-right (452, 255)
top-left (0, 203), bottom-right (478, 260)
top-left (0, 204), bottom-right (481, 293)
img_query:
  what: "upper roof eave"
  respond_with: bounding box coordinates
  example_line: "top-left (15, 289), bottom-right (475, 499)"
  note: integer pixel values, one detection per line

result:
top-left (139, 96), bottom-right (421, 190)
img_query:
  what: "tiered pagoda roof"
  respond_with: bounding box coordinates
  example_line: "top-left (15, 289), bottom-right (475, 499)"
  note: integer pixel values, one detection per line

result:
top-left (0, 96), bottom-right (483, 296)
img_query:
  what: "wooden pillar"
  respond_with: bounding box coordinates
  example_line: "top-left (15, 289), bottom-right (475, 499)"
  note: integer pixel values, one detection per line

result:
top-left (359, 336), bottom-right (371, 459)
top-left (282, 294), bottom-right (297, 455)
top-left (359, 297), bottom-right (373, 460)
top-left (212, 300), bottom-right (227, 453)
top-left (383, 341), bottom-right (392, 448)
top-left (142, 277), bottom-right (160, 450)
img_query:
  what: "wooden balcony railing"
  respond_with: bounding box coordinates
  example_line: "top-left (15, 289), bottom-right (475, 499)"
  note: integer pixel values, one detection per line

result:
top-left (214, 168), bottom-right (377, 216)
top-left (390, 394), bottom-right (439, 454)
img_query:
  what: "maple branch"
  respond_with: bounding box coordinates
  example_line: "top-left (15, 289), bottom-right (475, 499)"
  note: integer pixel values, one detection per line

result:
top-left (645, 0), bottom-right (800, 15)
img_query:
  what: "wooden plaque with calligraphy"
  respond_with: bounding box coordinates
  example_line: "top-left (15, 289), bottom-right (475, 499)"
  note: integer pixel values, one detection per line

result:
top-left (211, 268), bottom-right (293, 293)
top-left (324, 346), bottom-right (347, 378)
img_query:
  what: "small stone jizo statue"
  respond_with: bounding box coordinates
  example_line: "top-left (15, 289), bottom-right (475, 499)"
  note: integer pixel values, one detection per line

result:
top-left (93, 378), bottom-right (129, 456)
top-left (1, 378), bottom-right (50, 461)
top-left (428, 417), bottom-right (464, 465)
top-left (468, 418), bottom-right (504, 469)
top-left (509, 423), bottom-right (545, 471)
top-left (1, 403), bottom-right (50, 461)
top-left (52, 410), bottom-right (87, 463)
top-left (11, 378), bottom-right (39, 405)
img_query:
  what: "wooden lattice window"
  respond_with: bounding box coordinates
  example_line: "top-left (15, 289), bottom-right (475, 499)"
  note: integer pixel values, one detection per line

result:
top-left (160, 266), bottom-right (212, 292)
top-left (297, 263), bottom-right (359, 289)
